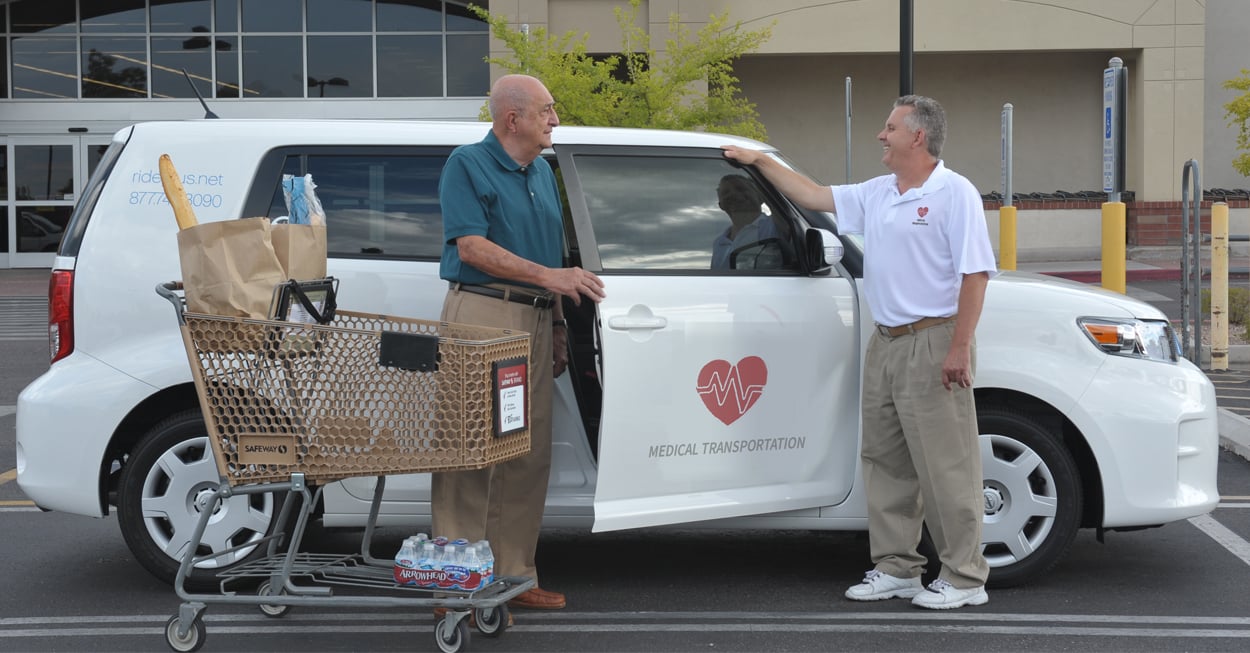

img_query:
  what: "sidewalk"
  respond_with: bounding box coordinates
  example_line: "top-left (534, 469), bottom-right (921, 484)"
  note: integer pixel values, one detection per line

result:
top-left (0, 268), bottom-right (49, 298)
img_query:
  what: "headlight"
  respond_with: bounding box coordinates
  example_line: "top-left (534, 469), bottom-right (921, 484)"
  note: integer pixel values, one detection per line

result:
top-left (1077, 317), bottom-right (1179, 362)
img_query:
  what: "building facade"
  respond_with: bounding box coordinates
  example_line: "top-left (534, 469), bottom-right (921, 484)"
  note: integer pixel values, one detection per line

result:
top-left (2, 0), bottom-right (1245, 268)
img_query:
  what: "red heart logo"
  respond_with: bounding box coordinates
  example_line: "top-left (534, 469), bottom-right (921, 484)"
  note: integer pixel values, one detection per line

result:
top-left (918, 206), bottom-right (929, 218)
top-left (696, 357), bottom-right (768, 425)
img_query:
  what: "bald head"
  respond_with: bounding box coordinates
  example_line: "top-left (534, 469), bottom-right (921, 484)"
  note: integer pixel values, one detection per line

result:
top-left (488, 74), bottom-right (559, 165)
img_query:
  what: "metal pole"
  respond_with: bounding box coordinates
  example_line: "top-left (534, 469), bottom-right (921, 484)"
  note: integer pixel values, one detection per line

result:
top-left (1181, 160), bottom-right (1201, 362)
top-left (899, 0), bottom-right (913, 96)
top-left (999, 103), bottom-right (1016, 270)
top-left (845, 77), bottom-right (852, 184)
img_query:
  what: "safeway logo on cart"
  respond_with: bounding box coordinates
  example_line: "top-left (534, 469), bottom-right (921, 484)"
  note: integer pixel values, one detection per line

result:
top-left (237, 434), bottom-right (296, 464)
top-left (696, 357), bottom-right (767, 425)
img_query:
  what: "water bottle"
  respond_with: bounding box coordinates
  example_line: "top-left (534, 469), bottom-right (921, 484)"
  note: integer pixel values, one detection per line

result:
top-left (394, 538), bottom-right (418, 569)
top-left (475, 540), bottom-right (495, 585)
top-left (460, 544), bottom-right (483, 590)
top-left (418, 541), bottom-right (438, 569)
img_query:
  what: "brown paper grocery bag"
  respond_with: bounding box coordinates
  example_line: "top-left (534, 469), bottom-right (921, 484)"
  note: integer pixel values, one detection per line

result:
top-left (271, 223), bottom-right (328, 281)
top-left (176, 217), bottom-right (286, 318)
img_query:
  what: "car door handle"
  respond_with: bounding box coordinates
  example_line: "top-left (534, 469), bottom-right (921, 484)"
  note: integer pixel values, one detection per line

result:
top-left (607, 316), bottom-right (668, 331)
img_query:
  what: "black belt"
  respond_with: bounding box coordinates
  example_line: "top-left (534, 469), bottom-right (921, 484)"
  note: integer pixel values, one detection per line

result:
top-left (450, 282), bottom-right (554, 309)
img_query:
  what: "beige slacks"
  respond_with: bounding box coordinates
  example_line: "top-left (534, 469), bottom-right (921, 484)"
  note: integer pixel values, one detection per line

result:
top-left (430, 288), bottom-right (554, 583)
top-left (860, 321), bottom-right (990, 588)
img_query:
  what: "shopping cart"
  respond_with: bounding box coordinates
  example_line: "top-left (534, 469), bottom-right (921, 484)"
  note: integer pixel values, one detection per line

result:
top-left (156, 281), bottom-right (536, 653)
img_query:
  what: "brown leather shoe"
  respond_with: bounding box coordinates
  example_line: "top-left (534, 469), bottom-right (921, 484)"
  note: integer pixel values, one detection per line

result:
top-left (507, 586), bottom-right (566, 610)
top-left (432, 607), bottom-right (514, 628)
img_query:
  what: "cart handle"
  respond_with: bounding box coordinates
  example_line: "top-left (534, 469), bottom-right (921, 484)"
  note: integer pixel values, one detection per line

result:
top-left (156, 281), bottom-right (187, 325)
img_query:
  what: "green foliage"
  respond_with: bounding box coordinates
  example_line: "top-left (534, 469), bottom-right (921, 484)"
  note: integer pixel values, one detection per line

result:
top-left (1201, 286), bottom-right (1250, 339)
top-left (1223, 69), bottom-right (1250, 177)
top-left (469, 0), bottom-right (772, 139)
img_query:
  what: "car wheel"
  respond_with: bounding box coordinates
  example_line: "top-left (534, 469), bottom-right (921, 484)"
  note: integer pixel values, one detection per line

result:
top-left (117, 409), bottom-right (278, 590)
top-left (977, 407), bottom-right (1082, 589)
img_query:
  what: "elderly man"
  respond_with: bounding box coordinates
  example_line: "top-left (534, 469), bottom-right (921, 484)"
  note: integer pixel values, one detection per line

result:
top-left (435, 74), bottom-right (606, 611)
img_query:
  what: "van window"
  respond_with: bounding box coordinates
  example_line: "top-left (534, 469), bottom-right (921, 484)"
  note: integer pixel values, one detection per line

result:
top-left (571, 154), bottom-right (799, 273)
top-left (263, 152), bottom-right (447, 259)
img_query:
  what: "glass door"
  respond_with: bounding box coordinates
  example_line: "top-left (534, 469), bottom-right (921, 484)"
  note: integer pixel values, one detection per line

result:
top-left (3, 134), bottom-right (112, 268)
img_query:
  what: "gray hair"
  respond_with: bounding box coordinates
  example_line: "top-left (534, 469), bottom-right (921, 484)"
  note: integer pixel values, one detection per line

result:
top-left (894, 95), bottom-right (946, 158)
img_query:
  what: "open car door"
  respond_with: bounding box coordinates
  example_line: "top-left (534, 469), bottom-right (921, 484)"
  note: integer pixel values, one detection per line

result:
top-left (555, 145), bottom-right (862, 532)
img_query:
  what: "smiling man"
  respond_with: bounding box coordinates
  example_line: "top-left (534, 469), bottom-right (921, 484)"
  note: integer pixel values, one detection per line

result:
top-left (723, 95), bottom-right (996, 610)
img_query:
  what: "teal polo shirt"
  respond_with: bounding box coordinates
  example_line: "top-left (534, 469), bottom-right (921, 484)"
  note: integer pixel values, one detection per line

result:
top-left (439, 131), bottom-right (564, 287)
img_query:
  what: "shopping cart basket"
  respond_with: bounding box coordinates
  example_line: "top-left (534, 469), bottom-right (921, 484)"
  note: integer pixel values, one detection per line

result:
top-left (156, 281), bottom-right (536, 653)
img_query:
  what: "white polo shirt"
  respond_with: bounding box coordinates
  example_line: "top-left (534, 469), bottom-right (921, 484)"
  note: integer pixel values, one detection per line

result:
top-left (830, 161), bottom-right (997, 327)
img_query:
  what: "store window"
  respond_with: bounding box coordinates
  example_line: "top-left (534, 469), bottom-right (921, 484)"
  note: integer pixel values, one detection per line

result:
top-left (150, 0), bottom-right (212, 33)
top-left (11, 36), bottom-right (78, 98)
top-left (308, 0), bottom-right (373, 32)
top-left (81, 36), bottom-right (149, 98)
top-left (242, 0), bottom-right (303, 32)
top-left (10, 0), bottom-right (75, 34)
top-left (3, 0), bottom-right (489, 100)
top-left (81, 0), bottom-right (147, 34)
top-left (15, 145), bottom-right (73, 201)
top-left (377, 0), bottom-right (441, 31)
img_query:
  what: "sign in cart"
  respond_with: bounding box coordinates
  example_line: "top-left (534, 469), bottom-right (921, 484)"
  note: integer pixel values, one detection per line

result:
top-left (493, 357), bottom-right (528, 437)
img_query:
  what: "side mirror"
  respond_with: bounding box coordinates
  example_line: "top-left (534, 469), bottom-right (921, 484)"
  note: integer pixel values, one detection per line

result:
top-left (804, 228), bottom-right (844, 274)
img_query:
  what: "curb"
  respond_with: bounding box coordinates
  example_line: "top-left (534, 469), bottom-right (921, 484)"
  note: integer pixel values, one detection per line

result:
top-left (1042, 269), bottom-right (1181, 283)
top-left (1219, 408), bottom-right (1250, 462)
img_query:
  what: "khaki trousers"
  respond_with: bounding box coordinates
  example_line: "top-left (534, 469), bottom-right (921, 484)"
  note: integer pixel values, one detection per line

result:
top-left (860, 321), bottom-right (990, 588)
top-left (431, 288), bottom-right (554, 583)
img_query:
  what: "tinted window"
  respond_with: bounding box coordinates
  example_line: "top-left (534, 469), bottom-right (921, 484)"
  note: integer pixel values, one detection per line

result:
top-left (573, 154), bottom-right (798, 273)
top-left (81, 37), bottom-right (149, 98)
top-left (263, 153), bottom-right (448, 259)
top-left (150, 0), bottom-right (212, 33)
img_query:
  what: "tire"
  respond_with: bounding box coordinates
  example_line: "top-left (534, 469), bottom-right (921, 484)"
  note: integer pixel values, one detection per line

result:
top-left (977, 407), bottom-right (1082, 589)
top-left (164, 615), bottom-right (206, 653)
top-left (256, 580), bottom-right (291, 617)
top-left (117, 409), bottom-right (279, 591)
top-left (473, 604), bottom-right (509, 637)
top-left (435, 616), bottom-right (470, 653)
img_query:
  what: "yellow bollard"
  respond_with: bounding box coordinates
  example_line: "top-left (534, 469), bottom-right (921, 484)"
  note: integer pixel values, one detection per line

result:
top-left (1101, 201), bottom-right (1126, 293)
top-left (1212, 202), bottom-right (1229, 371)
top-left (999, 205), bottom-right (1017, 271)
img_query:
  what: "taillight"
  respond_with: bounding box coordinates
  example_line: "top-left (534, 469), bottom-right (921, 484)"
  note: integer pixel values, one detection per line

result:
top-left (48, 270), bottom-right (74, 364)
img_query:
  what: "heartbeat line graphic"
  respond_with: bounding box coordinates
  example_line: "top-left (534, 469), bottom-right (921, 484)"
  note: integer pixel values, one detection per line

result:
top-left (696, 370), bottom-right (765, 413)
top-left (696, 357), bottom-right (768, 425)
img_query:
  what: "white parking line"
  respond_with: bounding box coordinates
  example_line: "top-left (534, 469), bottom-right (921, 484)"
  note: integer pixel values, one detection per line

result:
top-left (0, 405), bottom-right (14, 418)
top-left (1190, 513), bottom-right (1250, 566)
top-left (2, 611), bottom-right (1250, 639)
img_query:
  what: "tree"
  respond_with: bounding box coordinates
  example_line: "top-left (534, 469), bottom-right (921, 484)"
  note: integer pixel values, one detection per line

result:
top-left (470, 0), bottom-right (772, 140)
top-left (1225, 69), bottom-right (1250, 177)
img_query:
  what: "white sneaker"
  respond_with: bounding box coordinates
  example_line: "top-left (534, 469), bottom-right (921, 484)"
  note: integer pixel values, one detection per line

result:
top-left (910, 578), bottom-right (989, 609)
top-left (844, 570), bottom-right (924, 601)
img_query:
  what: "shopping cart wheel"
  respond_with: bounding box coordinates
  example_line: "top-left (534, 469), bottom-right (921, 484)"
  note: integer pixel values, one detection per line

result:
top-left (473, 604), bottom-right (509, 637)
top-left (256, 580), bottom-right (291, 618)
top-left (164, 615), bottom-right (206, 652)
top-left (435, 615), bottom-right (470, 653)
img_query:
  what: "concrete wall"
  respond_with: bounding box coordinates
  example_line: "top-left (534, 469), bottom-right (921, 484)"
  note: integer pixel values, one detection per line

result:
top-left (1203, 0), bottom-right (1250, 191)
top-left (735, 52), bottom-right (1110, 195)
top-left (488, 0), bottom-right (1209, 202)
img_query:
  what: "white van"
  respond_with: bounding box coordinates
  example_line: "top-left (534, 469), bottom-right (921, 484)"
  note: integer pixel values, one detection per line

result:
top-left (15, 119), bottom-right (1219, 591)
